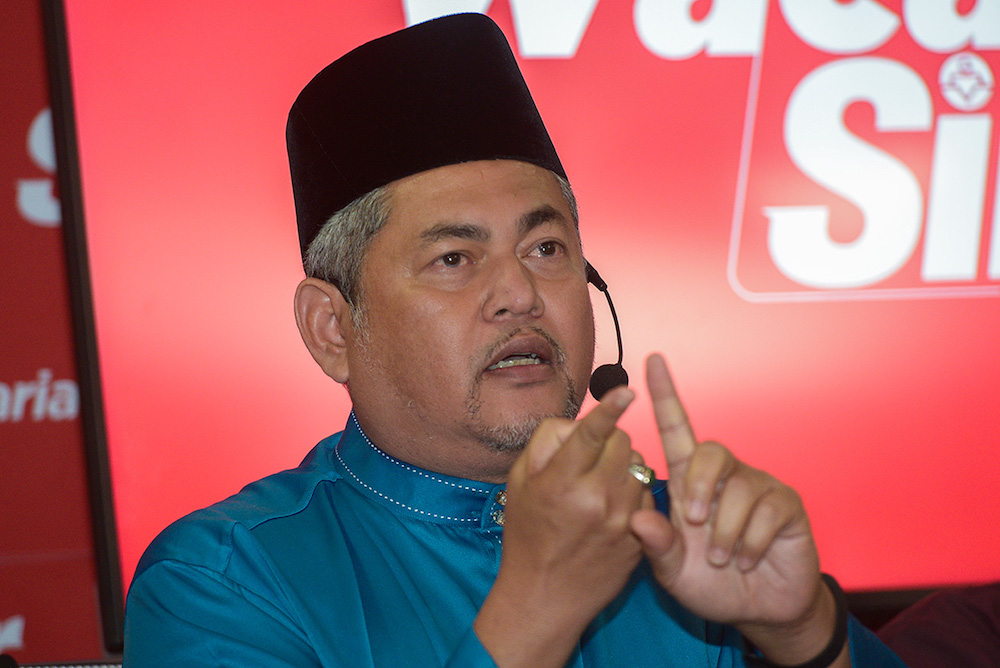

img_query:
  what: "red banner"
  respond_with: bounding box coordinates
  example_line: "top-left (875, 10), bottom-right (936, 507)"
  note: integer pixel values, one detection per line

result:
top-left (62, 0), bottom-right (999, 595)
top-left (0, 0), bottom-right (106, 662)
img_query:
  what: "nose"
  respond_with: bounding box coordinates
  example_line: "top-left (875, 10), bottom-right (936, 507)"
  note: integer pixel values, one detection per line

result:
top-left (482, 256), bottom-right (544, 321)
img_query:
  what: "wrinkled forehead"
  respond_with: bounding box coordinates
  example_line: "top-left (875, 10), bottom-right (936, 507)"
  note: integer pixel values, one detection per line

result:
top-left (380, 160), bottom-right (579, 244)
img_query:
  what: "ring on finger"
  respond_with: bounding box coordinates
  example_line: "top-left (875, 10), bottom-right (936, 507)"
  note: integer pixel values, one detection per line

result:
top-left (628, 463), bottom-right (655, 488)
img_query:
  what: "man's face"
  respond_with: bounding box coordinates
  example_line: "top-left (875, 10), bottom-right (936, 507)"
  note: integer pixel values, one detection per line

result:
top-left (344, 160), bottom-right (596, 481)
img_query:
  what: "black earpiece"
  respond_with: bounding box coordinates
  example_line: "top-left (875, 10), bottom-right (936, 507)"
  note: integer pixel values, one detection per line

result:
top-left (586, 262), bottom-right (628, 400)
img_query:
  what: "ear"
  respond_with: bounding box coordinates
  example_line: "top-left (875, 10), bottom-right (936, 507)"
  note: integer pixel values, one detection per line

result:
top-left (294, 278), bottom-right (354, 384)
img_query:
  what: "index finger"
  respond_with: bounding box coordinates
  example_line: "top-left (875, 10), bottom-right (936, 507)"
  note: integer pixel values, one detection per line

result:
top-left (646, 353), bottom-right (697, 467)
top-left (547, 386), bottom-right (635, 477)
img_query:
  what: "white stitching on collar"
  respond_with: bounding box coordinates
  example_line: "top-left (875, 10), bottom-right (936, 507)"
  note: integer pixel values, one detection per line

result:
top-left (350, 412), bottom-right (490, 496)
top-left (334, 446), bottom-right (477, 523)
top-left (332, 412), bottom-right (500, 523)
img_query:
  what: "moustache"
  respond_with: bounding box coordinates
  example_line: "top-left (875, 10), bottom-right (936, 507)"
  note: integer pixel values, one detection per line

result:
top-left (479, 327), bottom-right (567, 372)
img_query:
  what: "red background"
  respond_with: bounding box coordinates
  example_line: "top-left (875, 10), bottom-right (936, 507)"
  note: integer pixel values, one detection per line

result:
top-left (58, 0), bottom-right (1000, 604)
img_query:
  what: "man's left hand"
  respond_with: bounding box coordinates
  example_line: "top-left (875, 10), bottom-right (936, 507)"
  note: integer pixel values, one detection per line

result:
top-left (629, 353), bottom-right (847, 667)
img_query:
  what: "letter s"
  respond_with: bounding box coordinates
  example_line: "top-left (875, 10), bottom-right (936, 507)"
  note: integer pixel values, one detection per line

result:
top-left (17, 108), bottom-right (61, 227)
top-left (766, 58), bottom-right (932, 289)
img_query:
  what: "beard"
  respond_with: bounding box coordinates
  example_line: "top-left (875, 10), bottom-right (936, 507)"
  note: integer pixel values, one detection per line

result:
top-left (463, 326), bottom-right (586, 453)
top-left (464, 386), bottom-right (582, 453)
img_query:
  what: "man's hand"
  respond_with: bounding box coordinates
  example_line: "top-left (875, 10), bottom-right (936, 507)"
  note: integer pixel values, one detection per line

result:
top-left (475, 388), bottom-right (651, 668)
top-left (629, 353), bottom-right (847, 666)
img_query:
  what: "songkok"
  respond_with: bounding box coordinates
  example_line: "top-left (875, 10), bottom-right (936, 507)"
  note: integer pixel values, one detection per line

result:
top-left (286, 12), bottom-right (567, 258)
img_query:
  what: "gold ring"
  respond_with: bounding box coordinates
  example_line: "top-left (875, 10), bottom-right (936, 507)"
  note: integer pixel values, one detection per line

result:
top-left (628, 463), bottom-right (655, 488)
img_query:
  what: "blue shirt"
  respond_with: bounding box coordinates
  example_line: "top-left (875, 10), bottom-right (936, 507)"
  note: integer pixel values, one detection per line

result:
top-left (124, 413), bottom-right (904, 666)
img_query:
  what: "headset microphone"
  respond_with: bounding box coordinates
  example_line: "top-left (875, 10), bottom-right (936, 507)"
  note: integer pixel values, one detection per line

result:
top-left (586, 262), bottom-right (628, 400)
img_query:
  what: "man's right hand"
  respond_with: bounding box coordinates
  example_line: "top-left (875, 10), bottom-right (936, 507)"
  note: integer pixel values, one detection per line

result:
top-left (474, 388), bottom-right (651, 668)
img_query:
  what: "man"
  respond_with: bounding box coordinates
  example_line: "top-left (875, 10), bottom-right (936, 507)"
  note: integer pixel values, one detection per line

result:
top-left (125, 13), bottom-right (904, 667)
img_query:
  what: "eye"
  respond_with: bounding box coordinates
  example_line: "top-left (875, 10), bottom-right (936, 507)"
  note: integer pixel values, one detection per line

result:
top-left (437, 252), bottom-right (466, 267)
top-left (534, 240), bottom-right (564, 257)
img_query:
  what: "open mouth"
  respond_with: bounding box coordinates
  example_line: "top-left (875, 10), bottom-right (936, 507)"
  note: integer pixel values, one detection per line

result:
top-left (483, 333), bottom-right (557, 374)
top-left (487, 352), bottom-right (544, 370)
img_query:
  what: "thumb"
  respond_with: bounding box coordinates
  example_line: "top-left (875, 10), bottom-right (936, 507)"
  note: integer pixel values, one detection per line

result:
top-left (630, 508), bottom-right (684, 587)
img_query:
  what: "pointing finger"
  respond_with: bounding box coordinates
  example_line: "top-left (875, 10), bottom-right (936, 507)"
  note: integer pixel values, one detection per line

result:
top-left (646, 354), bottom-right (697, 469)
top-left (524, 419), bottom-right (576, 475)
top-left (548, 386), bottom-right (635, 476)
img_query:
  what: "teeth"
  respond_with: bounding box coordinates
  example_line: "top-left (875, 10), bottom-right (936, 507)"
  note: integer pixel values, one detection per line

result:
top-left (488, 353), bottom-right (542, 370)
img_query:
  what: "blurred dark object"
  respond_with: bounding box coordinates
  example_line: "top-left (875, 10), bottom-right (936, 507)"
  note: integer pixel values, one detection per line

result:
top-left (877, 582), bottom-right (1000, 668)
top-left (847, 588), bottom-right (936, 632)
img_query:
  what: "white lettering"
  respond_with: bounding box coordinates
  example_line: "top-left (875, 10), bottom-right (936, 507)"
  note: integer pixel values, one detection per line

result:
top-left (403, 0), bottom-right (491, 25)
top-left (16, 180), bottom-right (60, 227)
top-left (767, 58), bottom-right (932, 289)
top-left (31, 368), bottom-right (52, 421)
top-left (403, 1), bottom-right (598, 57)
top-left (11, 380), bottom-right (35, 422)
top-left (922, 114), bottom-right (992, 281)
top-left (510, 0), bottom-right (599, 57)
top-left (634, 0), bottom-right (767, 59)
top-left (48, 379), bottom-right (80, 421)
top-left (904, 0), bottom-right (1000, 53)
top-left (29, 108), bottom-right (56, 172)
top-left (0, 615), bottom-right (25, 653)
top-left (0, 370), bottom-right (79, 423)
top-left (17, 108), bottom-right (60, 227)
top-left (779, 0), bottom-right (899, 55)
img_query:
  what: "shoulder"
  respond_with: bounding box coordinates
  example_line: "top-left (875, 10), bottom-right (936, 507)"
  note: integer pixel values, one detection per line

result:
top-left (133, 432), bottom-right (345, 581)
top-left (124, 433), bottom-right (359, 662)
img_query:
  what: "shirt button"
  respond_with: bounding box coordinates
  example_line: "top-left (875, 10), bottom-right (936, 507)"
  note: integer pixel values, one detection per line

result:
top-left (495, 490), bottom-right (507, 506)
top-left (492, 509), bottom-right (505, 526)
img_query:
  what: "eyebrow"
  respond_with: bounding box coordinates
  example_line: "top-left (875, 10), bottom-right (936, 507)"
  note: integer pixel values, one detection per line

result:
top-left (519, 204), bottom-right (569, 234)
top-left (419, 222), bottom-right (489, 245)
top-left (418, 205), bottom-right (569, 246)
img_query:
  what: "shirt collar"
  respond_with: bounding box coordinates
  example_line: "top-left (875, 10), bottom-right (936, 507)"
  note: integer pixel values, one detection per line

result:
top-left (332, 411), bottom-right (507, 529)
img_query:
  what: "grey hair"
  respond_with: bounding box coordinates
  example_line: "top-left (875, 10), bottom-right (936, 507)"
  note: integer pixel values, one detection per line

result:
top-left (303, 185), bottom-right (392, 306)
top-left (302, 170), bottom-right (579, 308)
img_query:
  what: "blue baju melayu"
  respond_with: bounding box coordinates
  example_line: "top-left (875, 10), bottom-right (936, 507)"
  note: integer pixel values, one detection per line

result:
top-left (124, 412), bottom-right (904, 666)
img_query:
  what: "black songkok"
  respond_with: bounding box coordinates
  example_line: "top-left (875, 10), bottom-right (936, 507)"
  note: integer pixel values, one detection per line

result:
top-left (286, 12), bottom-right (566, 258)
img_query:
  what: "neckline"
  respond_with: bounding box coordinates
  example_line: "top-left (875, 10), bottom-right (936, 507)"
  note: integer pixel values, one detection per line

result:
top-left (332, 412), bottom-right (507, 528)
